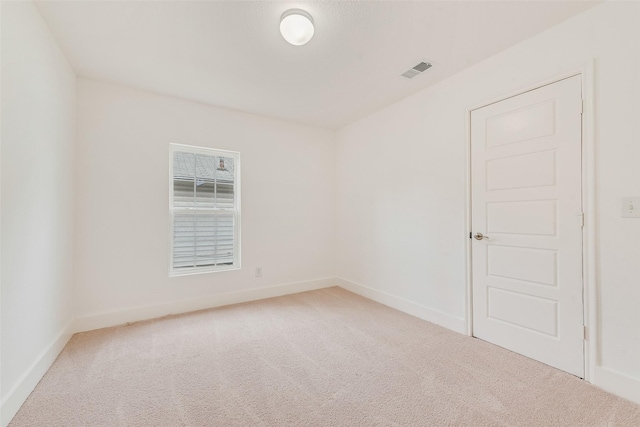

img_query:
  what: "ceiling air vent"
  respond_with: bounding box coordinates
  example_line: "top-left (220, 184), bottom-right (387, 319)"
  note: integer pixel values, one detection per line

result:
top-left (401, 61), bottom-right (432, 79)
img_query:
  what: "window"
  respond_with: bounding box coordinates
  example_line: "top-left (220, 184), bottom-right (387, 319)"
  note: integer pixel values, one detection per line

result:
top-left (169, 144), bottom-right (240, 276)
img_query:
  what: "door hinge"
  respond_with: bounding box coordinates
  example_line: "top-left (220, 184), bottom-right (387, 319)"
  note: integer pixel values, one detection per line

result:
top-left (579, 213), bottom-right (585, 228)
top-left (583, 325), bottom-right (588, 341)
top-left (579, 99), bottom-right (584, 115)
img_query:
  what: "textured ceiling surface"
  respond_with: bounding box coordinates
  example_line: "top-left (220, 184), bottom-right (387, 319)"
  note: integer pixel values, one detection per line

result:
top-left (35, 1), bottom-right (599, 129)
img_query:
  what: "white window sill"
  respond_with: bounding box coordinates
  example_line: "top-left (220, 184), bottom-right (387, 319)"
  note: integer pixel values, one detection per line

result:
top-left (169, 265), bottom-right (241, 278)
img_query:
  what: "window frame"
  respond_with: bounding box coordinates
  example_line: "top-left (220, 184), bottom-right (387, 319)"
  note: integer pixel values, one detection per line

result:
top-left (169, 143), bottom-right (241, 277)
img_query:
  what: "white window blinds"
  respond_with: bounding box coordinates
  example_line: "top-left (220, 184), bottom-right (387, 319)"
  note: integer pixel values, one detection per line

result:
top-left (170, 145), bottom-right (240, 275)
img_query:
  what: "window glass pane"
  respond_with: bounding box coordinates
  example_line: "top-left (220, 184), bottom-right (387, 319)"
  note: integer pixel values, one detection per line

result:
top-left (216, 183), bottom-right (234, 209)
top-left (195, 213), bottom-right (216, 267)
top-left (174, 152), bottom-right (195, 179)
top-left (195, 153), bottom-right (216, 181)
top-left (173, 212), bottom-right (196, 269)
top-left (173, 152), bottom-right (195, 207)
top-left (215, 156), bottom-right (234, 182)
top-left (214, 211), bottom-right (235, 265)
top-left (195, 154), bottom-right (215, 208)
top-left (195, 181), bottom-right (215, 208)
top-left (173, 179), bottom-right (194, 207)
top-left (215, 156), bottom-right (234, 208)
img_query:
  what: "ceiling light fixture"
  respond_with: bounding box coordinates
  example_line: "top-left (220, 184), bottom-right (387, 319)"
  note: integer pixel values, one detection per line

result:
top-left (280, 9), bottom-right (314, 46)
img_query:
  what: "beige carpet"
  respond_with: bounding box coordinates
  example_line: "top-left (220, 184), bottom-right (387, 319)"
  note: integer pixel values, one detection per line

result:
top-left (10, 287), bottom-right (640, 426)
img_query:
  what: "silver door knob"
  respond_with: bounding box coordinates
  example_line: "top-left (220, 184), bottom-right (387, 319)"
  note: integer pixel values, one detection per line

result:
top-left (474, 232), bottom-right (489, 240)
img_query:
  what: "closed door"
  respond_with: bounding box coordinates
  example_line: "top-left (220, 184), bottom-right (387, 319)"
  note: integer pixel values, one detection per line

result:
top-left (470, 75), bottom-right (584, 377)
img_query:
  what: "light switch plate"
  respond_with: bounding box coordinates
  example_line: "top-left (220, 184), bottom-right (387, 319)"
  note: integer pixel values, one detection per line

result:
top-left (622, 197), bottom-right (640, 218)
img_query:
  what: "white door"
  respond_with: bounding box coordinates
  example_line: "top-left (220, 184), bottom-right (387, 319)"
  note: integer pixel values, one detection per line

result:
top-left (471, 75), bottom-right (584, 377)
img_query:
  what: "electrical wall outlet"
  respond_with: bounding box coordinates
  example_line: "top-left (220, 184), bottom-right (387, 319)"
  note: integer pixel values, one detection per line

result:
top-left (255, 267), bottom-right (262, 277)
top-left (621, 197), bottom-right (640, 218)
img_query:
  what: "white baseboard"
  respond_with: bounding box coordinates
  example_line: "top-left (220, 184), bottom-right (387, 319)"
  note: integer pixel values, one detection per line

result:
top-left (1, 320), bottom-right (74, 427)
top-left (73, 277), bottom-right (337, 333)
top-left (336, 278), bottom-right (466, 334)
top-left (595, 366), bottom-right (640, 404)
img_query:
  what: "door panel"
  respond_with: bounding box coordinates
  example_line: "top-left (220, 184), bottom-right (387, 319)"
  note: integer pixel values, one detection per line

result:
top-left (485, 100), bottom-right (556, 148)
top-left (487, 245), bottom-right (557, 286)
top-left (487, 287), bottom-right (558, 336)
top-left (486, 150), bottom-right (556, 190)
top-left (471, 75), bottom-right (584, 377)
top-left (487, 200), bottom-right (557, 235)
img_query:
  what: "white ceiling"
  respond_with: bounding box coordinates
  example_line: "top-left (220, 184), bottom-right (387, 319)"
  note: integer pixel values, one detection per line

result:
top-left (35, 1), bottom-right (599, 130)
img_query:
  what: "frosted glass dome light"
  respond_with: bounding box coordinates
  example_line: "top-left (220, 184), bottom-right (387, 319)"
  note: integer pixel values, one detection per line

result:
top-left (280, 9), bottom-right (314, 46)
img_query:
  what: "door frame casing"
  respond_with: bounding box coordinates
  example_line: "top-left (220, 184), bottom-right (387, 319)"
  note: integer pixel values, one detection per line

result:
top-left (463, 62), bottom-right (596, 383)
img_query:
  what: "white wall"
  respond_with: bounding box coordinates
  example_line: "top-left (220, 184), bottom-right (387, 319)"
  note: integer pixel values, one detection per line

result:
top-left (336, 1), bottom-right (640, 401)
top-left (1, 1), bottom-right (76, 423)
top-left (74, 79), bottom-right (335, 327)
